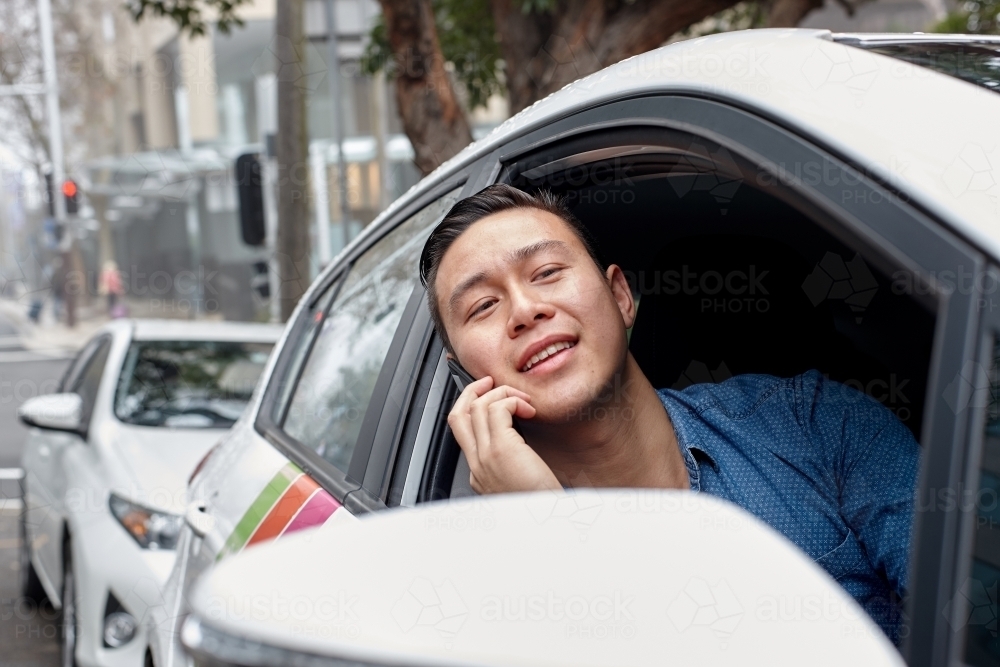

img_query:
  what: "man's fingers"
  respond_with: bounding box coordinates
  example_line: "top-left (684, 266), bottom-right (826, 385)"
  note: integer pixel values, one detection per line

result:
top-left (452, 375), bottom-right (495, 414)
top-left (487, 396), bottom-right (535, 426)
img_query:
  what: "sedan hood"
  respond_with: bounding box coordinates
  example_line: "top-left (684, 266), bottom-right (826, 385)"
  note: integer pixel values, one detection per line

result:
top-left (103, 423), bottom-right (223, 514)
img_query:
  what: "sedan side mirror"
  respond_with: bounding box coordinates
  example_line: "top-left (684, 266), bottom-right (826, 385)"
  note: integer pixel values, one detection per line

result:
top-left (18, 393), bottom-right (83, 434)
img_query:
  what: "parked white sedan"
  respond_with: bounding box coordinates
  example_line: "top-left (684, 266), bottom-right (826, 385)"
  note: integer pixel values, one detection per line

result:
top-left (18, 319), bottom-right (282, 667)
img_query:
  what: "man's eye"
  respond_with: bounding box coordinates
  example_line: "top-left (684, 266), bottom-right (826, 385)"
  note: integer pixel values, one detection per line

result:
top-left (536, 267), bottom-right (561, 280)
top-left (471, 300), bottom-right (495, 317)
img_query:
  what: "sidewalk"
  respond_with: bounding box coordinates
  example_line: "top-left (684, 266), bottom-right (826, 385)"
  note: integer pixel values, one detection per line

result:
top-left (0, 297), bottom-right (108, 357)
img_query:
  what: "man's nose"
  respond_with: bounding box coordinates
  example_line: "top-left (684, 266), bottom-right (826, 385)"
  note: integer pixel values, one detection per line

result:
top-left (508, 288), bottom-right (555, 336)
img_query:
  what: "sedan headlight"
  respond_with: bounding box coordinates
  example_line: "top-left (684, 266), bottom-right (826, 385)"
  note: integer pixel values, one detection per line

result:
top-left (108, 493), bottom-right (183, 550)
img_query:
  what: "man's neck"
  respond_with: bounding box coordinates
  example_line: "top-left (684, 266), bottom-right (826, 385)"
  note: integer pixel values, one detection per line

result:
top-left (521, 355), bottom-right (690, 490)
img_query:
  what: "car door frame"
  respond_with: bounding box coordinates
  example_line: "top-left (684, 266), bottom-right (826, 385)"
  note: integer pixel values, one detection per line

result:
top-left (950, 266), bottom-right (1000, 667)
top-left (384, 94), bottom-right (985, 667)
top-left (252, 165), bottom-right (489, 510)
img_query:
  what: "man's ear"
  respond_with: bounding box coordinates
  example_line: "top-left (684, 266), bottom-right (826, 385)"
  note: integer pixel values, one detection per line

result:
top-left (606, 264), bottom-right (636, 328)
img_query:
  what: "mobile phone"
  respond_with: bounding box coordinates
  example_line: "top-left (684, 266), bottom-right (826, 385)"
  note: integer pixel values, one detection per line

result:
top-left (448, 358), bottom-right (476, 391)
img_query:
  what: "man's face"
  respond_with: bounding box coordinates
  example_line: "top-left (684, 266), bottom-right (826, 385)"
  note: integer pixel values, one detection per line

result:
top-left (434, 207), bottom-right (635, 422)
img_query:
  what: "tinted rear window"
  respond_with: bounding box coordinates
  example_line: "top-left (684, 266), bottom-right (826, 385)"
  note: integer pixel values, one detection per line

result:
top-left (115, 340), bottom-right (273, 428)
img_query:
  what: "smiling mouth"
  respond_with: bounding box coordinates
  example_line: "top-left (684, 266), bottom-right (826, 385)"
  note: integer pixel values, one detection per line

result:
top-left (520, 341), bottom-right (576, 372)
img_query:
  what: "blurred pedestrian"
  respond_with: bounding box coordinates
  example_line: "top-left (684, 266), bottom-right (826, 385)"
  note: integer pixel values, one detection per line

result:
top-left (99, 260), bottom-right (126, 318)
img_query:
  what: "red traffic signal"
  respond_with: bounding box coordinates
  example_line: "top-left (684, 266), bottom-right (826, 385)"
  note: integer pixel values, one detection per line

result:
top-left (62, 179), bottom-right (79, 215)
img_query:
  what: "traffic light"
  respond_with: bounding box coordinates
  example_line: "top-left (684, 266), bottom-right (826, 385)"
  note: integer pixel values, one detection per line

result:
top-left (62, 179), bottom-right (79, 215)
top-left (235, 153), bottom-right (265, 246)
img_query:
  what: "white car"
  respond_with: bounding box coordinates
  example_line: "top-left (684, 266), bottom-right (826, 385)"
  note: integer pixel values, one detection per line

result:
top-left (18, 319), bottom-right (283, 667)
top-left (152, 28), bottom-right (1000, 667)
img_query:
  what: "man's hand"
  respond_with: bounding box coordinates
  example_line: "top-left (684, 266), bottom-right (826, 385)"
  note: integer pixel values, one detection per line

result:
top-left (447, 376), bottom-right (562, 494)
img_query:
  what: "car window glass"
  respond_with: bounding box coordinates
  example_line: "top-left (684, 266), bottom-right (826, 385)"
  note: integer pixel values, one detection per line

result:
top-left (72, 338), bottom-right (111, 430)
top-left (60, 337), bottom-right (101, 392)
top-left (114, 341), bottom-right (274, 428)
top-left (270, 280), bottom-right (341, 425)
top-left (282, 188), bottom-right (461, 472)
top-left (964, 339), bottom-right (1000, 666)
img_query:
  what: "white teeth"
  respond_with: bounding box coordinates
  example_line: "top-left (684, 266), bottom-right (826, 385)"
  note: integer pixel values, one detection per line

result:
top-left (522, 341), bottom-right (575, 371)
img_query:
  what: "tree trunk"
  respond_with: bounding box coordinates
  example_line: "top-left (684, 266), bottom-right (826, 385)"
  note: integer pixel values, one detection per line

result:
top-left (492, 0), bottom-right (745, 114)
top-left (378, 0), bottom-right (473, 176)
top-left (274, 0), bottom-right (312, 321)
top-left (767, 0), bottom-right (824, 27)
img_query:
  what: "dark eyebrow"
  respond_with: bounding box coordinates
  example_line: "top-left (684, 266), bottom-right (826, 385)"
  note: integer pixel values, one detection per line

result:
top-left (505, 239), bottom-right (567, 265)
top-left (448, 270), bottom-right (489, 314)
top-left (447, 240), bottom-right (569, 315)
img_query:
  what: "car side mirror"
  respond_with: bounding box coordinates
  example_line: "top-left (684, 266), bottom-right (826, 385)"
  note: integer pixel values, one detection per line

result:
top-left (18, 393), bottom-right (83, 434)
top-left (182, 490), bottom-right (905, 667)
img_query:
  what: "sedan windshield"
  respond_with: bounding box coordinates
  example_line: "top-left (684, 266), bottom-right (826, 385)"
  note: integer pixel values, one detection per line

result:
top-left (849, 40), bottom-right (1000, 95)
top-left (114, 340), bottom-right (273, 428)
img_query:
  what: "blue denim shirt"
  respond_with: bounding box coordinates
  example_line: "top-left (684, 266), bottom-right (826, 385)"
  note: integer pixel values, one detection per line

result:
top-left (657, 370), bottom-right (919, 643)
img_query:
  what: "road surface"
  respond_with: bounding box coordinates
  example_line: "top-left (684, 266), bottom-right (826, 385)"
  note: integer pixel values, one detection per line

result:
top-left (0, 308), bottom-right (71, 667)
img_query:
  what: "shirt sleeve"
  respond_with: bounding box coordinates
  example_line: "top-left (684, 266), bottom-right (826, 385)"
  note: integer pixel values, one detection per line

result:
top-left (794, 370), bottom-right (920, 596)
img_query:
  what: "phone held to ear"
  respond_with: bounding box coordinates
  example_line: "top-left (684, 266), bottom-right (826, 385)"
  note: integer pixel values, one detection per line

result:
top-left (448, 358), bottom-right (476, 391)
top-left (448, 357), bottom-right (525, 435)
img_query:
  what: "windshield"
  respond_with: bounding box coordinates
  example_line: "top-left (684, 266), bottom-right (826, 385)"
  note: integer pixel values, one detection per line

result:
top-left (114, 340), bottom-right (273, 428)
top-left (854, 41), bottom-right (1000, 95)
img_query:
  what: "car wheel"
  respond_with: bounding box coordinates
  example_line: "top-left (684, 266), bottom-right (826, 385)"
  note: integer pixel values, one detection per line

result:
top-left (19, 509), bottom-right (47, 603)
top-left (61, 540), bottom-right (78, 667)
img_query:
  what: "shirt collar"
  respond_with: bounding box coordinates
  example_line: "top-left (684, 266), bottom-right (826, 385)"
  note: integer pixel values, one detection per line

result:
top-left (655, 388), bottom-right (718, 492)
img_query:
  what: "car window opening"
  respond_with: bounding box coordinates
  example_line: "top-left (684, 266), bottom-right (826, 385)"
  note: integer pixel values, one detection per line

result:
top-left (507, 135), bottom-right (936, 445)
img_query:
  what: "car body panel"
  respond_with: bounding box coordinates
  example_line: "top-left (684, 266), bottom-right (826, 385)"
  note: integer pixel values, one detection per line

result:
top-left (185, 491), bottom-right (906, 667)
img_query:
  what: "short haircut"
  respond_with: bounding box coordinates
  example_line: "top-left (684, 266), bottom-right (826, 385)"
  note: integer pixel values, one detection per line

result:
top-left (419, 184), bottom-right (603, 352)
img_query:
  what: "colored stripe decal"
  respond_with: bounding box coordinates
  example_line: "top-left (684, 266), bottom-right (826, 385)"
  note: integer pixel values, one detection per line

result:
top-left (218, 462), bottom-right (300, 559)
top-left (246, 474), bottom-right (320, 546)
top-left (283, 489), bottom-right (340, 536)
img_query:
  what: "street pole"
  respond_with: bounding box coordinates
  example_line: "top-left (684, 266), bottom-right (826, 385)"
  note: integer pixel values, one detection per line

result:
top-left (324, 0), bottom-right (351, 252)
top-left (37, 0), bottom-right (77, 326)
top-left (37, 0), bottom-right (65, 223)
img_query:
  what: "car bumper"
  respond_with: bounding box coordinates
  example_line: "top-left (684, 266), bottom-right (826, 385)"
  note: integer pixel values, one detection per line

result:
top-left (74, 510), bottom-right (176, 667)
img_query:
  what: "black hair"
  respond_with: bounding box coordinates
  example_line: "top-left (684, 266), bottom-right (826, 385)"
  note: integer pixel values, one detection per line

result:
top-left (419, 183), bottom-right (603, 351)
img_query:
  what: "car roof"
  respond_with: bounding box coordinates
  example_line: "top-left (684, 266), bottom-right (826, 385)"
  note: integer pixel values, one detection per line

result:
top-left (347, 28), bottom-right (1000, 271)
top-left (126, 319), bottom-right (284, 343)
